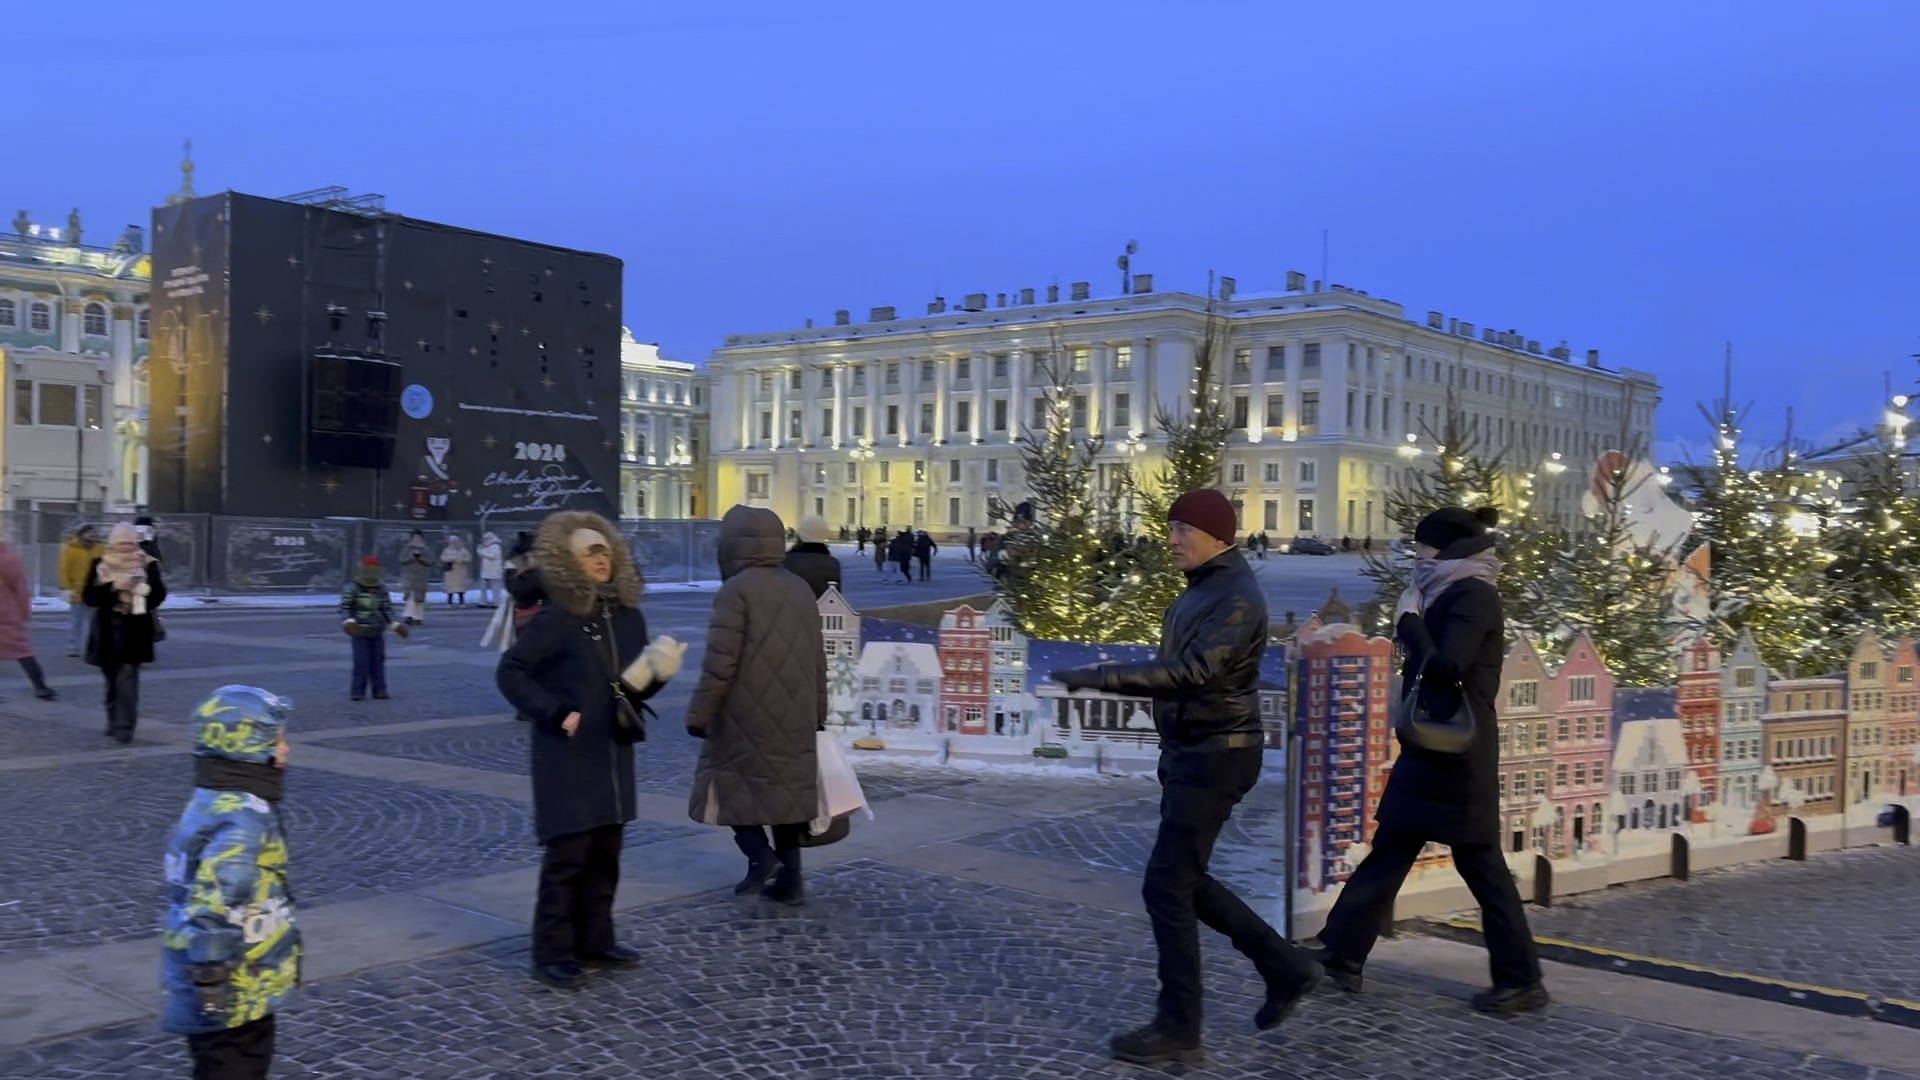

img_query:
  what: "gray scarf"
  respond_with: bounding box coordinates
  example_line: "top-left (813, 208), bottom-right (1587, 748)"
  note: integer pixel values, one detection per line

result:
top-left (1412, 549), bottom-right (1502, 610)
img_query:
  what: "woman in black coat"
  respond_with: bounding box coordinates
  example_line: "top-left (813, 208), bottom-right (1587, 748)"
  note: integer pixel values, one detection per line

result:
top-left (1310, 506), bottom-right (1546, 1014)
top-left (497, 512), bottom-right (684, 991)
top-left (85, 523), bottom-right (167, 743)
top-left (783, 515), bottom-right (843, 600)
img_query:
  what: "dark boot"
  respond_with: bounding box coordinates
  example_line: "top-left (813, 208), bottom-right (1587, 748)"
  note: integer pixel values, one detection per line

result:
top-left (531, 960), bottom-right (584, 989)
top-left (1255, 957), bottom-right (1322, 1030)
top-left (734, 853), bottom-right (779, 896)
top-left (1472, 984), bottom-right (1550, 1015)
top-left (1309, 945), bottom-right (1364, 993)
top-left (765, 847), bottom-right (804, 906)
top-left (1109, 1023), bottom-right (1201, 1066)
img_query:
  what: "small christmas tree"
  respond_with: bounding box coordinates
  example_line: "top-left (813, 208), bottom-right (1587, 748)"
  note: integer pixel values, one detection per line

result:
top-left (1814, 403), bottom-right (1920, 647)
top-left (990, 330), bottom-right (1163, 644)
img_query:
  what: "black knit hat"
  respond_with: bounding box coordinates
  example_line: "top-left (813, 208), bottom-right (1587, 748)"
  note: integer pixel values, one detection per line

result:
top-left (1414, 506), bottom-right (1500, 555)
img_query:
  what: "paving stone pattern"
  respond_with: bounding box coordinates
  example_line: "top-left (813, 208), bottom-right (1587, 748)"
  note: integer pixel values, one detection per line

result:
top-left (6, 861), bottom-right (1914, 1080)
top-left (1517, 845), bottom-right (1920, 1003)
top-left (0, 716), bottom-right (139, 758)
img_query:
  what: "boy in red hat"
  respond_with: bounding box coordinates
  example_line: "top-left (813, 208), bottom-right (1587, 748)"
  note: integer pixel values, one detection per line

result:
top-left (339, 556), bottom-right (407, 701)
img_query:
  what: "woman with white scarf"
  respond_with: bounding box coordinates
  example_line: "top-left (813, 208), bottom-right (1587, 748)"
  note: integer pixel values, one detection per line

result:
top-left (1309, 506), bottom-right (1547, 1015)
top-left (83, 523), bottom-right (168, 743)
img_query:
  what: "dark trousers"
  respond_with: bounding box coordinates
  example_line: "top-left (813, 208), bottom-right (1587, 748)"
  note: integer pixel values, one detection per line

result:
top-left (102, 662), bottom-right (140, 739)
top-left (186, 1014), bottom-right (275, 1080)
top-left (532, 824), bottom-right (624, 965)
top-left (1319, 825), bottom-right (1541, 989)
top-left (17, 656), bottom-right (50, 693)
top-left (732, 823), bottom-right (807, 856)
top-left (350, 633), bottom-right (387, 697)
top-left (916, 556), bottom-right (931, 581)
top-left (1146, 746), bottom-right (1315, 1039)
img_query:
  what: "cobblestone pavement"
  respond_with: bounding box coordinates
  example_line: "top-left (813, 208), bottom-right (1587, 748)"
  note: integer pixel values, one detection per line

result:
top-left (5, 861), bottom-right (1912, 1080)
top-left (1516, 845), bottom-right (1920, 1002)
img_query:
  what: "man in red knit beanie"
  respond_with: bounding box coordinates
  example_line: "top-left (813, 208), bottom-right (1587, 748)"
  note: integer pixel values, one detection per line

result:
top-left (1052, 487), bottom-right (1319, 1064)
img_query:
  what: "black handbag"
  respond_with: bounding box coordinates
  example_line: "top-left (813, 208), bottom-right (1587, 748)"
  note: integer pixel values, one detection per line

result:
top-left (1392, 657), bottom-right (1476, 755)
top-left (600, 612), bottom-right (646, 744)
top-left (795, 814), bottom-right (851, 848)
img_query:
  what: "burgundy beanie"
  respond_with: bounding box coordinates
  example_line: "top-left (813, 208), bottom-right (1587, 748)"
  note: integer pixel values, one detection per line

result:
top-left (1168, 489), bottom-right (1238, 544)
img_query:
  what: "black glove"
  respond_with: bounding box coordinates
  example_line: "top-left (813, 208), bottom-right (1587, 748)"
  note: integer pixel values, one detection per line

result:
top-left (189, 963), bottom-right (231, 1019)
top-left (685, 725), bottom-right (706, 739)
top-left (1051, 667), bottom-right (1102, 692)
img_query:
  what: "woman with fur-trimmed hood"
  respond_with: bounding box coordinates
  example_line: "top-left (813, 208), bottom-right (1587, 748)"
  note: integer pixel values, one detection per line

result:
top-left (496, 511), bottom-right (686, 991)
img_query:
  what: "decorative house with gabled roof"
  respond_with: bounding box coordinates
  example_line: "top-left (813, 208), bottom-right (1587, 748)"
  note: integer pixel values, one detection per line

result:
top-left (1677, 634), bottom-right (1723, 813)
top-left (1609, 687), bottom-right (1688, 840)
top-left (1293, 618), bottom-right (1399, 891)
top-left (937, 605), bottom-right (992, 735)
top-left (1888, 636), bottom-right (1919, 797)
top-left (856, 618), bottom-right (942, 735)
top-left (1029, 641), bottom-right (1158, 745)
top-left (984, 599), bottom-right (1033, 737)
top-left (1847, 632), bottom-right (1889, 808)
top-left (818, 586), bottom-right (864, 729)
top-left (1547, 632), bottom-right (1613, 854)
top-left (1719, 629), bottom-right (1767, 816)
top-left (1762, 673), bottom-right (1845, 820)
top-left (1496, 636), bottom-right (1555, 855)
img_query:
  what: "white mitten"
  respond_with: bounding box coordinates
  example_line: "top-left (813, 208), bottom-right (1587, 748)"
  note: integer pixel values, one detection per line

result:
top-left (619, 653), bottom-right (656, 692)
top-left (133, 582), bottom-right (151, 616)
top-left (642, 636), bottom-right (686, 682)
top-left (1392, 585), bottom-right (1422, 624)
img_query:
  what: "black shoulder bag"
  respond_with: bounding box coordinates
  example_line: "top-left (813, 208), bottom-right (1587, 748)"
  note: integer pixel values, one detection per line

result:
top-left (1391, 654), bottom-right (1476, 756)
top-left (600, 610), bottom-right (647, 744)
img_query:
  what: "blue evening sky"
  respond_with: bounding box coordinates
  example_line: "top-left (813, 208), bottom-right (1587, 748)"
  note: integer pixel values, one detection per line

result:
top-left (24, 1), bottom-right (1916, 464)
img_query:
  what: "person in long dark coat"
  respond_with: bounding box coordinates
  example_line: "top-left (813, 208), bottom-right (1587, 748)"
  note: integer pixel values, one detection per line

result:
top-left (783, 515), bottom-right (843, 600)
top-left (497, 512), bottom-right (684, 990)
top-left (686, 505), bottom-right (826, 906)
top-left (85, 523), bottom-right (167, 743)
top-left (1310, 505), bottom-right (1546, 1014)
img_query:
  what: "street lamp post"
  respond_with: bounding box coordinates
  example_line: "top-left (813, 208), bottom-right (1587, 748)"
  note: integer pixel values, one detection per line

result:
top-left (849, 440), bottom-right (876, 528)
top-left (1120, 435), bottom-right (1146, 536)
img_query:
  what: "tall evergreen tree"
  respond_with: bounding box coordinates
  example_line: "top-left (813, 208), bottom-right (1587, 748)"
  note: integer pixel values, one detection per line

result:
top-left (1815, 410), bottom-right (1920, 647)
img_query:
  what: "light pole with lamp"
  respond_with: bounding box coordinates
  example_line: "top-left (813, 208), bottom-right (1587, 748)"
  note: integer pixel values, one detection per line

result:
top-left (849, 440), bottom-right (876, 529)
top-left (1120, 434), bottom-right (1146, 537)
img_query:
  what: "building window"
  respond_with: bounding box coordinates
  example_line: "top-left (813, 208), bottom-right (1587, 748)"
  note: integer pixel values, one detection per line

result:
top-left (1346, 390), bottom-right (1356, 427)
top-left (1263, 462), bottom-right (1280, 483)
top-left (885, 363), bottom-right (900, 388)
top-left (1302, 342), bottom-right (1321, 374)
top-left (1070, 348), bottom-right (1090, 373)
top-left (1263, 500), bottom-right (1279, 531)
top-left (1265, 395), bottom-right (1285, 428)
top-left (986, 459), bottom-right (999, 482)
top-left (955, 400), bottom-right (972, 433)
top-left (886, 404), bottom-right (900, 436)
top-left (1234, 347), bottom-right (1251, 373)
top-left (955, 357), bottom-right (971, 381)
top-left (746, 472), bottom-right (770, 499)
top-left (850, 366), bottom-right (866, 392)
top-left (949, 497), bottom-right (961, 526)
top-left (1509, 681), bottom-right (1539, 709)
top-left (846, 462), bottom-right (857, 484)
top-left (879, 462), bottom-right (892, 483)
top-left (949, 459), bottom-right (961, 483)
top-left (1299, 460), bottom-right (1317, 485)
top-left (822, 406), bottom-right (834, 436)
top-left (1229, 463), bottom-right (1246, 484)
top-left (813, 463), bottom-right (828, 485)
top-left (789, 368), bottom-right (803, 390)
top-left (788, 409), bottom-right (802, 440)
top-left (758, 411), bottom-right (772, 441)
top-left (1296, 498), bottom-right (1315, 533)
top-left (852, 406), bottom-right (867, 437)
top-left (674, 383), bottom-right (685, 404)
top-left (992, 399), bottom-right (1008, 432)
top-left (28, 302), bottom-right (51, 332)
top-left (1232, 395), bottom-right (1249, 428)
top-left (1734, 667), bottom-right (1756, 689)
top-left (0, 299), bottom-right (12, 328)
top-left (1112, 392), bottom-right (1130, 430)
top-left (1266, 346), bottom-right (1286, 373)
top-left (1071, 394), bottom-right (1087, 429)
top-left (913, 461), bottom-right (926, 483)
top-left (920, 402), bottom-right (934, 435)
top-left (1299, 392), bottom-right (1320, 429)
top-left (992, 355), bottom-right (1008, 378)
top-left (1114, 344), bottom-right (1132, 371)
top-left (879, 497), bottom-right (891, 522)
top-left (920, 360), bottom-right (934, 383)
top-left (1567, 676), bottom-right (1596, 703)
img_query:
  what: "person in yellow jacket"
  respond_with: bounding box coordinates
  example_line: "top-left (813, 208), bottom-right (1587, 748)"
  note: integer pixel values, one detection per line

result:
top-left (59, 524), bottom-right (102, 658)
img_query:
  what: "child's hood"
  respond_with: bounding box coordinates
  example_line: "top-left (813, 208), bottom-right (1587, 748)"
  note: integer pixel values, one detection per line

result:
top-left (192, 685), bottom-right (290, 764)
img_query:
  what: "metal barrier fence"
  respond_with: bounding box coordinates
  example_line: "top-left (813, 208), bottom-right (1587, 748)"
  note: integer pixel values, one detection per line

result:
top-left (12, 512), bottom-right (721, 597)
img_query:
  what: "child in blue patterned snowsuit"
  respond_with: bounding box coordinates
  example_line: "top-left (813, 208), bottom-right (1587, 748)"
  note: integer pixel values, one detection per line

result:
top-left (161, 685), bottom-right (301, 1080)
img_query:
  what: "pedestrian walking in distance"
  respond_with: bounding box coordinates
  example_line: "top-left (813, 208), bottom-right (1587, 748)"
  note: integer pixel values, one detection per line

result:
top-left (1310, 506), bottom-right (1549, 1014)
top-left (441, 533), bottom-right (473, 607)
top-left (1053, 488), bottom-right (1321, 1065)
top-left (0, 538), bottom-right (55, 699)
top-left (476, 531), bottom-right (505, 607)
top-left (340, 556), bottom-right (407, 700)
top-left (85, 523), bottom-right (167, 744)
top-left (59, 523), bottom-right (102, 657)
top-left (399, 530), bottom-right (432, 625)
top-left (784, 514), bottom-right (844, 600)
top-left (913, 529), bottom-right (937, 581)
top-left (497, 512), bottom-right (685, 990)
top-left (686, 505), bottom-right (827, 906)
top-left (161, 685), bottom-right (301, 1080)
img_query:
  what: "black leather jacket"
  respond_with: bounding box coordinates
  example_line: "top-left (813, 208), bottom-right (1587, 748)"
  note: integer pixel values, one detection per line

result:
top-left (1081, 548), bottom-right (1269, 746)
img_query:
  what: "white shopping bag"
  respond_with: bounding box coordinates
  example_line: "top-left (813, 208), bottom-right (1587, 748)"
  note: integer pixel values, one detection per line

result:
top-left (811, 732), bottom-right (873, 835)
top-left (479, 601), bottom-right (514, 652)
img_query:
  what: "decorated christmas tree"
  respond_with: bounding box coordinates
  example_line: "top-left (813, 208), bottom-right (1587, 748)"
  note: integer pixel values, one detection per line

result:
top-left (989, 332), bottom-right (1164, 644)
top-left (1814, 399), bottom-right (1920, 648)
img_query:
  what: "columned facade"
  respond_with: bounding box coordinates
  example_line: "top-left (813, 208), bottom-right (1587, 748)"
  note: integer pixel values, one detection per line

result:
top-left (618, 330), bottom-right (700, 519)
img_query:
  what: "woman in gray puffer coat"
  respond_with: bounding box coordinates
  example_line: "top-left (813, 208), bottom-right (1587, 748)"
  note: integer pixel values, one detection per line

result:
top-left (686, 505), bottom-right (827, 906)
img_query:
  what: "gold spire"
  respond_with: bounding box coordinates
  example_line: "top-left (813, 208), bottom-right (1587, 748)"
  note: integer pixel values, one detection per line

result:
top-left (167, 139), bottom-right (197, 206)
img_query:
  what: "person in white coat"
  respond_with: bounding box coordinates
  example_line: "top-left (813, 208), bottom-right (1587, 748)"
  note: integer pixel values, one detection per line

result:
top-left (477, 532), bottom-right (505, 608)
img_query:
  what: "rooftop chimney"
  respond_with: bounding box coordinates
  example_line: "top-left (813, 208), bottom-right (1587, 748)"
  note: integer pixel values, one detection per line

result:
top-left (963, 293), bottom-right (987, 311)
top-left (1549, 341), bottom-right (1571, 361)
top-left (1046, 284), bottom-right (1059, 303)
top-left (834, 309), bottom-right (850, 326)
top-left (1219, 276), bottom-right (1236, 301)
top-left (995, 293), bottom-right (1006, 308)
top-left (1132, 273), bottom-right (1153, 294)
top-left (1019, 287), bottom-right (1034, 306)
top-left (1586, 349), bottom-right (1602, 368)
top-left (1426, 310), bottom-right (1444, 328)
top-left (1285, 270), bottom-right (1307, 291)
top-left (1070, 281), bottom-right (1090, 301)
top-left (927, 297), bottom-right (947, 314)
top-left (1311, 279), bottom-right (1322, 292)
top-left (869, 306), bottom-right (895, 322)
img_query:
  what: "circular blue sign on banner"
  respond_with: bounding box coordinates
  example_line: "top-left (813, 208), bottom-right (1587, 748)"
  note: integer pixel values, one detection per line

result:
top-left (400, 384), bottom-right (433, 420)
